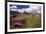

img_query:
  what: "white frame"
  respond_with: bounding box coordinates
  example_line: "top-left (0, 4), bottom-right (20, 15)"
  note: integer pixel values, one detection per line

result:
top-left (7, 2), bottom-right (43, 32)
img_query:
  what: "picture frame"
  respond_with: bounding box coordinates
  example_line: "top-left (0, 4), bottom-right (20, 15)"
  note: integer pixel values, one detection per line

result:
top-left (5, 1), bottom-right (45, 34)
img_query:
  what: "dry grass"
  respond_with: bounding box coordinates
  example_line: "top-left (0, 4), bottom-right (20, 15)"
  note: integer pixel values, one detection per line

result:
top-left (18, 14), bottom-right (41, 28)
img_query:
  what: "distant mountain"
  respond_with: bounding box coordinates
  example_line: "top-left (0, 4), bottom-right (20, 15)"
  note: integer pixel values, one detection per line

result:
top-left (10, 11), bottom-right (21, 16)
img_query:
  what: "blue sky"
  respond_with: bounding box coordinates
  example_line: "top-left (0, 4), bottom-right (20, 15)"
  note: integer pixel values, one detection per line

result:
top-left (10, 5), bottom-right (41, 13)
top-left (16, 5), bottom-right (29, 9)
top-left (10, 5), bottom-right (29, 9)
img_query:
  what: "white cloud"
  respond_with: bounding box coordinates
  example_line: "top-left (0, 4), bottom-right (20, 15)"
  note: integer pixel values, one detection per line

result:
top-left (10, 6), bottom-right (17, 9)
top-left (10, 5), bottom-right (41, 13)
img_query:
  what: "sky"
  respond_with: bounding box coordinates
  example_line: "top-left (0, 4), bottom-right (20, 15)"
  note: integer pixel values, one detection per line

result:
top-left (10, 5), bottom-right (41, 13)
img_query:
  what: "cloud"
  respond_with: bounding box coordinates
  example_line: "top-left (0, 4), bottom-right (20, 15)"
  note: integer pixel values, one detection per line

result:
top-left (10, 5), bottom-right (41, 13)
